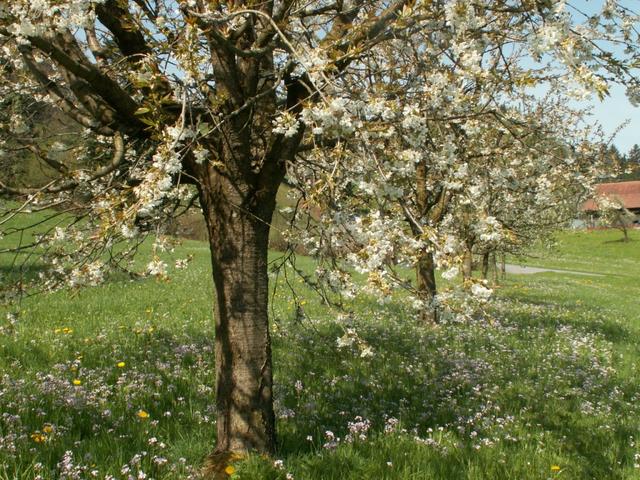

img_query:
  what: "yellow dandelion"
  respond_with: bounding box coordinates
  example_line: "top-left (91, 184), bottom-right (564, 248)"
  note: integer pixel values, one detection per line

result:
top-left (42, 424), bottom-right (53, 434)
top-left (137, 410), bottom-right (150, 419)
top-left (224, 465), bottom-right (236, 475)
top-left (72, 379), bottom-right (82, 386)
top-left (31, 432), bottom-right (46, 443)
top-left (117, 361), bottom-right (126, 368)
top-left (551, 465), bottom-right (561, 472)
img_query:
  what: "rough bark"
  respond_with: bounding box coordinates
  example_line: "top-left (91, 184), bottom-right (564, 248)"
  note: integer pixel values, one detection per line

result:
top-left (481, 251), bottom-right (490, 280)
top-left (416, 250), bottom-right (438, 324)
top-left (413, 157), bottom-right (441, 324)
top-left (491, 252), bottom-right (498, 284)
top-left (462, 247), bottom-right (473, 281)
top-left (198, 164), bottom-right (282, 455)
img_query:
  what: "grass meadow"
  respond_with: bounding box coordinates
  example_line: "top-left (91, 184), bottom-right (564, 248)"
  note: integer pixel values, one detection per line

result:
top-left (0, 217), bottom-right (639, 479)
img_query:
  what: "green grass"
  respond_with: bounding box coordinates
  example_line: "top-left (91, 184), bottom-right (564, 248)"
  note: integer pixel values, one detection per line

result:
top-left (1, 222), bottom-right (640, 479)
top-left (510, 229), bottom-right (640, 276)
top-left (507, 229), bottom-right (640, 339)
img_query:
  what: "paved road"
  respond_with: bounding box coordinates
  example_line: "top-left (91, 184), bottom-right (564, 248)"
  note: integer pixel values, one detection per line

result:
top-left (504, 264), bottom-right (603, 277)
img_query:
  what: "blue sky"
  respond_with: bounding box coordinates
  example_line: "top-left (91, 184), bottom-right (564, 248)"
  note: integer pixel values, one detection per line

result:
top-left (569, 0), bottom-right (639, 154)
top-left (586, 84), bottom-right (639, 154)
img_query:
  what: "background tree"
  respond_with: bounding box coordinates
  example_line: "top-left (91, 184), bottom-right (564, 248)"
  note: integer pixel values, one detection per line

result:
top-left (596, 195), bottom-right (636, 242)
top-left (284, 1), bottom-right (633, 321)
top-left (618, 143), bottom-right (640, 180)
top-left (628, 144), bottom-right (640, 165)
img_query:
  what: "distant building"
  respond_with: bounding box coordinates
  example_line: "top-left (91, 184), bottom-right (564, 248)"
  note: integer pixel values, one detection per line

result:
top-left (583, 180), bottom-right (640, 213)
top-left (582, 180), bottom-right (640, 226)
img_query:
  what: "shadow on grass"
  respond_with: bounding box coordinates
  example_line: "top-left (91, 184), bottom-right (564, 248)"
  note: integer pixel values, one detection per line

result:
top-left (0, 262), bottom-right (48, 283)
top-left (504, 289), bottom-right (633, 345)
top-left (603, 238), bottom-right (634, 244)
top-left (271, 303), bottom-right (638, 478)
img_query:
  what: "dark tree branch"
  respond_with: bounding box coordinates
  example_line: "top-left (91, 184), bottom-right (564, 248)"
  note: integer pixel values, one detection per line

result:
top-left (18, 49), bottom-right (116, 136)
top-left (25, 34), bottom-right (144, 132)
top-left (95, 0), bottom-right (152, 59)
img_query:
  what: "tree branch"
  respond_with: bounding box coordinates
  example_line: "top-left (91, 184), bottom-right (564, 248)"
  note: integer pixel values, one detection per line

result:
top-left (18, 49), bottom-right (116, 136)
top-left (0, 132), bottom-right (126, 195)
top-left (25, 34), bottom-right (143, 132)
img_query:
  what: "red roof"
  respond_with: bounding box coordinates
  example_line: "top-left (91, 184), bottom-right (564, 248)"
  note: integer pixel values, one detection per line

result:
top-left (582, 180), bottom-right (640, 211)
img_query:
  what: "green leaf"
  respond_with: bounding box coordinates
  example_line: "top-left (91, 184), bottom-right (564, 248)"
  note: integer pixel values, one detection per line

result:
top-left (198, 122), bottom-right (211, 136)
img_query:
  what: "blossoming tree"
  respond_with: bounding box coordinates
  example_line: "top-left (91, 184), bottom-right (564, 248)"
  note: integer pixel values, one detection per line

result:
top-left (0, 0), bottom-right (638, 460)
top-left (281, 2), bottom-right (637, 322)
top-left (595, 194), bottom-right (636, 241)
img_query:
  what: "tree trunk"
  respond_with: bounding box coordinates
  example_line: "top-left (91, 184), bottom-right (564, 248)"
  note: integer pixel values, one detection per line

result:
top-left (491, 252), bottom-right (498, 284)
top-left (416, 251), bottom-right (438, 324)
top-left (198, 169), bottom-right (280, 456)
top-left (413, 158), bottom-right (443, 324)
top-left (620, 221), bottom-right (629, 242)
top-left (462, 247), bottom-right (473, 281)
top-left (481, 251), bottom-right (490, 279)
